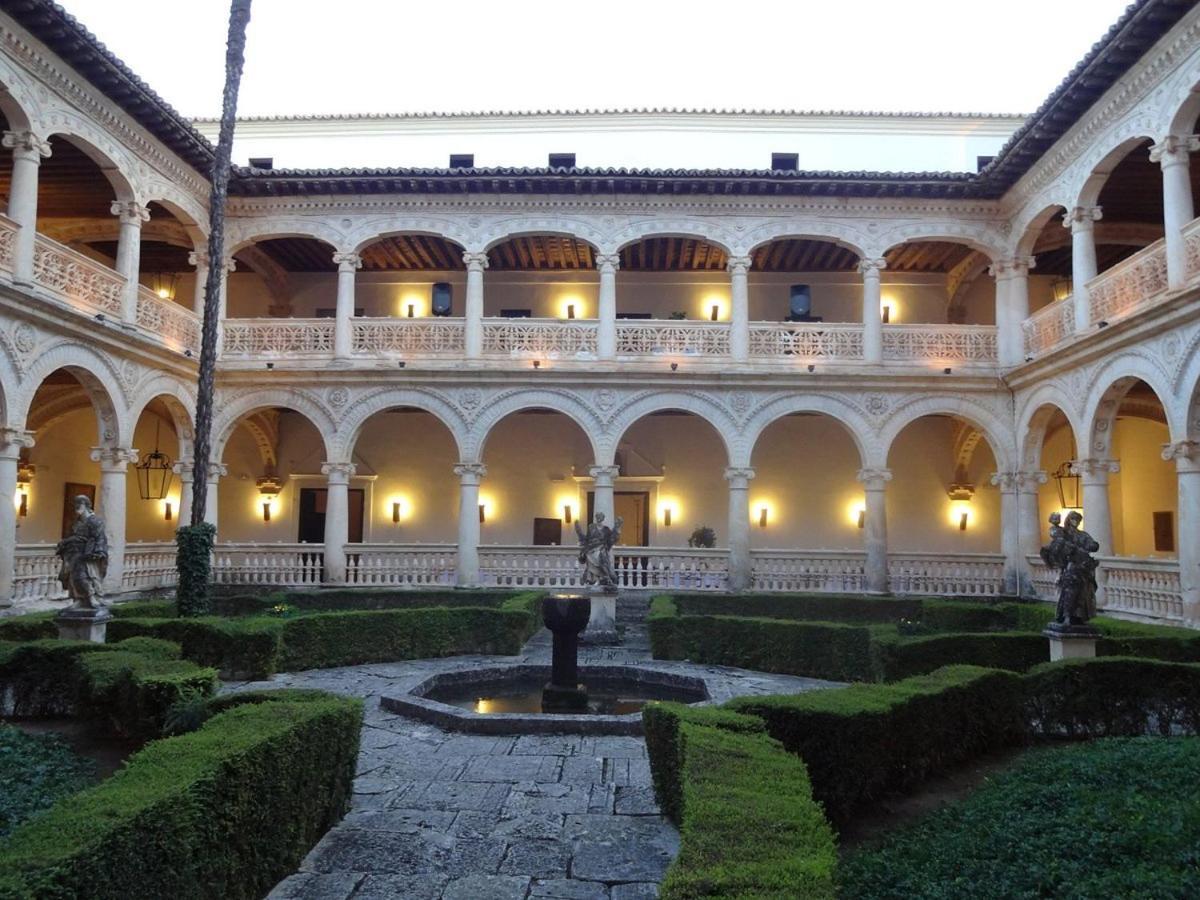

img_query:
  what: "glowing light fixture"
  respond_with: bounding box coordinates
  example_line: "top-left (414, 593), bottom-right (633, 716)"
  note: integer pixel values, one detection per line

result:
top-left (663, 507), bottom-right (672, 527)
top-left (758, 506), bottom-right (769, 528)
top-left (15, 462), bottom-right (33, 517)
top-left (567, 303), bottom-right (576, 319)
top-left (393, 501), bottom-right (401, 524)
top-left (257, 476), bottom-right (281, 524)
top-left (150, 272), bottom-right (179, 302)
top-left (710, 304), bottom-right (719, 321)
top-left (407, 303), bottom-right (415, 318)
top-left (1053, 461), bottom-right (1082, 510)
top-left (135, 422), bottom-right (173, 501)
top-left (164, 501), bottom-right (173, 522)
top-left (857, 508), bottom-right (866, 529)
top-left (479, 503), bottom-right (486, 524)
top-left (563, 504), bottom-right (572, 524)
top-left (959, 511), bottom-right (969, 531)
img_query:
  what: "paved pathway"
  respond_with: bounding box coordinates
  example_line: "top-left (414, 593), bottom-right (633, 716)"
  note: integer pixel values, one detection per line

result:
top-left (241, 625), bottom-right (837, 900)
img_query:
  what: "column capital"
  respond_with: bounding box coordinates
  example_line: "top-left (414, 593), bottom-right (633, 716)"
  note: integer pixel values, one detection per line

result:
top-left (989, 256), bottom-right (1037, 279)
top-left (90, 446), bottom-right (138, 471)
top-left (724, 466), bottom-right (756, 488)
top-left (171, 460), bottom-right (194, 479)
top-left (0, 427), bottom-right (35, 458)
top-left (321, 461), bottom-right (357, 483)
top-left (856, 257), bottom-right (888, 276)
top-left (588, 465), bottom-right (620, 484)
top-left (454, 462), bottom-right (487, 484)
top-left (1070, 457), bottom-right (1119, 480)
top-left (989, 471), bottom-right (1021, 493)
top-left (2, 130), bottom-right (51, 160)
top-left (1163, 440), bottom-right (1200, 472)
top-left (856, 467), bottom-right (892, 489)
top-left (726, 255), bottom-right (752, 275)
top-left (187, 249), bottom-right (209, 269)
top-left (332, 251), bottom-right (363, 272)
top-left (1149, 134), bottom-right (1200, 165)
top-left (1014, 469), bottom-right (1049, 492)
top-left (110, 200), bottom-right (150, 226)
top-left (206, 462), bottom-right (228, 482)
top-left (1064, 206), bottom-right (1103, 231)
top-left (462, 251), bottom-right (490, 271)
top-left (594, 252), bottom-right (621, 272)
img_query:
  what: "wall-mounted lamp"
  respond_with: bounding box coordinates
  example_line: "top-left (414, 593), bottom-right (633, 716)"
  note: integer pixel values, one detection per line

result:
top-left (479, 503), bottom-right (486, 524)
top-left (943, 367), bottom-right (952, 375)
top-left (566, 303), bottom-right (576, 319)
top-left (857, 508), bottom-right (866, 529)
top-left (563, 504), bottom-right (572, 524)
top-left (164, 501), bottom-right (173, 522)
top-left (670, 362), bottom-right (678, 372)
top-left (807, 364), bottom-right (816, 373)
top-left (407, 303), bottom-right (415, 318)
top-left (710, 304), bottom-right (720, 322)
top-left (663, 507), bottom-right (672, 528)
top-left (393, 501), bottom-right (401, 524)
top-left (881, 306), bottom-right (890, 324)
top-left (257, 476), bottom-right (281, 524)
top-left (16, 462), bottom-right (33, 518)
top-left (262, 501), bottom-right (272, 522)
top-left (959, 511), bottom-right (969, 531)
top-left (15, 489), bottom-right (28, 517)
top-left (758, 506), bottom-right (769, 528)
top-left (533, 360), bottom-right (541, 369)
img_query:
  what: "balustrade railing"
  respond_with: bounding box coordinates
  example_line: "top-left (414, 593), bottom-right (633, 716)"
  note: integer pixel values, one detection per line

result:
top-left (32, 234), bottom-right (124, 317)
top-left (1022, 299), bottom-right (1075, 357)
top-left (482, 318), bottom-right (598, 356)
top-left (136, 286), bottom-right (200, 353)
top-left (346, 544), bottom-right (457, 587)
top-left (750, 550), bottom-right (868, 593)
top-left (1025, 555), bottom-right (1058, 603)
top-left (1085, 239), bottom-right (1169, 327)
top-left (354, 318), bottom-right (465, 355)
top-left (222, 318), bottom-right (335, 356)
top-left (477, 545), bottom-right (729, 590)
top-left (0, 215), bottom-right (17, 273)
top-left (1185, 217), bottom-right (1200, 280)
top-left (616, 320), bottom-right (730, 357)
top-left (211, 543), bottom-right (325, 586)
top-left (121, 542), bottom-right (179, 592)
top-left (12, 545), bottom-right (67, 604)
top-left (882, 324), bottom-right (998, 364)
top-left (887, 552), bottom-right (1006, 596)
top-left (1096, 556), bottom-right (1182, 622)
top-left (748, 322), bottom-right (863, 359)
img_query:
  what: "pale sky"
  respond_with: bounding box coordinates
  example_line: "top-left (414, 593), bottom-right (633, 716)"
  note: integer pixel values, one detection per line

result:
top-left (57, 0), bottom-right (1134, 119)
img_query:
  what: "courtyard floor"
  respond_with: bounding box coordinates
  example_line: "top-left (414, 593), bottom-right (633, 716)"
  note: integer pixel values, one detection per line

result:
top-left (238, 625), bottom-right (837, 900)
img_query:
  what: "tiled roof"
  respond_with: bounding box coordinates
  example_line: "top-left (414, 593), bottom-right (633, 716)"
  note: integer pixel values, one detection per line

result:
top-left (192, 108), bottom-right (1028, 123)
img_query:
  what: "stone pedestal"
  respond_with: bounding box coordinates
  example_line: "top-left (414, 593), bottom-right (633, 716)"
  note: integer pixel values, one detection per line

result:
top-left (542, 594), bottom-right (590, 712)
top-left (1043, 623), bottom-right (1100, 661)
top-left (581, 586), bottom-right (618, 645)
top-left (56, 606), bottom-right (112, 643)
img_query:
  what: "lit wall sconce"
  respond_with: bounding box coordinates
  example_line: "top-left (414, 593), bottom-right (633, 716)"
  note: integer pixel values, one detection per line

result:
top-left (407, 303), bottom-right (415, 318)
top-left (758, 506), bottom-right (769, 528)
top-left (164, 501), bottom-right (173, 522)
top-left (15, 462), bottom-right (32, 518)
top-left (959, 511), bottom-right (969, 531)
top-left (262, 501), bottom-right (272, 522)
top-left (15, 488), bottom-right (28, 517)
top-left (857, 508), bottom-right (866, 529)
top-left (658, 500), bottom-right (678, 528)
top-left (257, 475), bottom-right (281, 524)
top-left (670, 362), bottom-right (678, 371)
top-left (479, 503), bottom-right (486, 524)
top-left (533, 360), bottom-right (541, 369)
top-left (567, 303), bottom-right (576, 319)
top-left (663, 507), bottom-right (672, 528)
top-left (563, 503), bottom-right (573, 524)
top-left (392, 501), bottom-right (401, 524)
top-left (710, 304), bottom-right (719, 322)
top-left (881, 297), bottom-right (896, 323)
top-left (948, 497), bottom-right (973, 531)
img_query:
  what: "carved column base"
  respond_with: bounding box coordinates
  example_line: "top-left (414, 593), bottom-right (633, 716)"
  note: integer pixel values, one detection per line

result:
top-left (56, 606), bottom-right (112, 643)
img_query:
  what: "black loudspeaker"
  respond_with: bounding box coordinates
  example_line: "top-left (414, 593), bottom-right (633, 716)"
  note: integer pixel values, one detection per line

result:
top-left (787, 284), bottom-right (821, 322)
top-left (432, 282), bottom-right (452, 317)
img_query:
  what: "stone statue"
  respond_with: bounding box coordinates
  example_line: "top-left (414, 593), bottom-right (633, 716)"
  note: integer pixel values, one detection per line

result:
top-left (55, 494), bottom-right (108, 611)
top-left (1040, 509), bottom-right (1099, 626)
top-left (574, 512), bottom-right (623, 591)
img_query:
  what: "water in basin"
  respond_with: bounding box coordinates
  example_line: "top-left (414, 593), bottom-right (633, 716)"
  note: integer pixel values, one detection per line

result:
top-left (426, 676), bottom-right (705, 716)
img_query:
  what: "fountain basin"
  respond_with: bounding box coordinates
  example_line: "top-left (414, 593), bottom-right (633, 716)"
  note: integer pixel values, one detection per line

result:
top-left (381, 664), bottom-right (709, 735)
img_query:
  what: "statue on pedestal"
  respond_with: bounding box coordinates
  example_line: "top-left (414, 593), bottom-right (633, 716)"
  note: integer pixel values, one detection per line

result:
top-left (55, 494), bottom-right (108, 612)
top-left (1040, 510), bottom-right (1099, 626)
top-left (574, 512), bottom-right (623, 591)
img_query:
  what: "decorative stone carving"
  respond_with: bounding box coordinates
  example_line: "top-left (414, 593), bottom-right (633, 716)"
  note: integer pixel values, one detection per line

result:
top-left (593, 389), bottom-right (617, 413)
top-left (55, 494), bottom-right (108, 612)
top-left (574, 512), bottom-right (622, 592)
top-left (856, 468), bottom-right (893, 490)
top-left (327, 387), bottom-right (350, 409)
top-left (1040, 510), bottom-right (1100, 627)
top-left (458, 388), bottom-right (483, 411)
top-left (12, 322), bottom-right (36, 354)
top-left (110, 200), bottom-right (150, 225)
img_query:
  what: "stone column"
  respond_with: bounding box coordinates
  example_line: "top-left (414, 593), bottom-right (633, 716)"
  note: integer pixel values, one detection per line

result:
top-left (172, 460), bottom-right (194, 528)
top-left (1066, 206), bottom-right (1102, 332)
top-left (596, 252), bottom-right (619, 360)
top-left (0, 429), bottom-right (35, 607)
top-left (454, 463), bottom-right (486, 587)
top-left (589, 465), bottom-right (619, 525)
top-left (1164, 441), bottom-right (1200, 625)
top-left (857, 467), bottom-right (891, 592)
top-left (1071, 458), bottom-right (1119, 555)
top-left (725, 466), bottom-right (755, 591)
top-left (727, 255), bottom-right (752, 362)
top-left (990, 472), bottom-right (1023, 595)
top-left (858, 258), bottom-right (886, 365)
top-left (2, 130), bottom-right (51, 284)
top-left (463, 251), bottom-right (488, 359)
top-left (1150, 135), bottom-right (1200, 290)
top-left (321, 462), bottom-right (355, 584)
top-left (212, 257), bottom-right (235, 357)
top-left (204, 462), bottom-right (225, 530)
top-left (89, 447), bottom-right (138, 594)
top-left (332, 251), bottom-right (362, 362)
top-left (1016, 470), bottom-right (1049, 598)
top-left (111, 201), bottom-right (150, 324)
top-left (188, 250), bottom-right (209, 316)
top-left (993, 257), bottom-right (1034, 367)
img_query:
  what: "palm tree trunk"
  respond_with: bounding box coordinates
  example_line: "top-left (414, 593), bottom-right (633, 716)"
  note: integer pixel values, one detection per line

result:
top-left (178, 0), bottom-right (252, 615)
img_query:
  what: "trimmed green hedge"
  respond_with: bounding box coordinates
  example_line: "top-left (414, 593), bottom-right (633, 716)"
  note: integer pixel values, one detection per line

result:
top-left (666, 592), bottom-right (922, 624)
top-left (643, 702), bottom-right (836, 900)
top-left (0, 725), bottom-right (95, 840)
top-left (0, 691), bottom-right (362, 900)
top-left (870, 631), bottom-right (1049, 681)
top-left (727, 665), bottom-right (1027, 825)
top-left (106, 616), bottom-right (283, 680)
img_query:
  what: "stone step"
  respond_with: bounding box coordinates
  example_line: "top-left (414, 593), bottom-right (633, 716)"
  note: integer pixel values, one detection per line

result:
top-left (616, 594), bottom-right (651, 625)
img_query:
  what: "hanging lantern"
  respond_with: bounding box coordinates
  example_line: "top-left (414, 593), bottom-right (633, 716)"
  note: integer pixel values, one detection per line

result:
top-left (150, 272), bottom-right (179, 302)
top-left (136, 422), bottom-right (174, 501)
top-left (1053, 461), bottom-right (1082, 510)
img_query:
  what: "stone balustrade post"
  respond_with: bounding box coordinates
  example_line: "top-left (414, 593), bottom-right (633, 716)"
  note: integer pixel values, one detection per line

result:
top-left (727, 255), bottom-right (752, 362)
top-left (455, 463), bottom-right (486, 587)
top-left (0, 429), bottom-right (35, 606)
top-left (589, 465), bottom-right (619, 526)
top-left (89, 447), bottom-right (138, 594)
top-left (112, 201), bottom-right (150, 324)
top-left (1164, 441), bottom-right (1200, 625)
top-left (1065, 206), bottom-right (1102, 332)
top-left (1150, 135), bottom-right (1200, 290)
top-left (858, 258), bottom-right (886, 364)
top-left (596, 252), bottom-right (619, 360)
top-left (857, 467), bottom-right (892, 592)
top-left (321, 462), bottom-right (355, 584)
top-left (2, 130), bottom-right (51, 284)
top-left (725, 466), bottom-right (755, 591)
top-left (332, 251), bottom-right (362, 361)
top-left (463, 251), bottom-right (488, 359)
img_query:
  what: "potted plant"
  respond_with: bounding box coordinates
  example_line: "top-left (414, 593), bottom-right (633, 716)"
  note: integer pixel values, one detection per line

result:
top-left (687, 525), bottom-right (716, 548)
top-left (668, 311), bottom-right (687, 320)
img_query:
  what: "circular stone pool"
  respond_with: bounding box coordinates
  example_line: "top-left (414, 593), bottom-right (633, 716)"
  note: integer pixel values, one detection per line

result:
top-left (381, 664), bottom-right (709, 735)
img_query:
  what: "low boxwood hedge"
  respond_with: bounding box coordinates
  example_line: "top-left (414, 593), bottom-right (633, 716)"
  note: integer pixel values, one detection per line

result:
top-left (870, 631), bottom-right (1050, 681)
top-left (0, 690), bottom-right (362, 900)
top-left (106, 616), bottom-right (283, 680)
top-left (643, 702), bottom-right (836, 900)
top-left (666, 592), bottom-right (922, 624)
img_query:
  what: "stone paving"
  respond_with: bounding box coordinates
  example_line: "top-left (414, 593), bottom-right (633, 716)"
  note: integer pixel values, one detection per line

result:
top-left (241, 625), bottom-right (838, 900)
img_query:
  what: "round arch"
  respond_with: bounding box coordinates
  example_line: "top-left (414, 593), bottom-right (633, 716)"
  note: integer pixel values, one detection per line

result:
top-left (43, 129), bottom-right (137, 205)
top-left (14, 343), bottom-right (128, 445)
top-left (468, 390), bottom-right (604, 464)
top-left (742, 394), bottom-right (876, 468)
top-left (142, 193), bottom-right (207, 249)
top-left (1015, 203), bottom-right (1069, 257)
top-left (0, 75), bottom-right (35, 134)
top-left (1015, 385), bottom-right (1086, 470)
top-left (742, 223), bottom-right (868, 259)
top-left (878, 396), bottom-right (1015, 473)
top-left (1165, 71), bottom-right (1200, 136)
top-left (1082, 355), bottom-right (1181, 455)
top-left (605, 392), bottom-right (737, 467)
top-left (226, 220), bottom-right (349, 257)
top-left (127, 377), bottom-right (197, 459)
top-left (611, 222), bottom-right (734, 257)
top-left (480, 218), bottom-right (608, 254)
top-left (1074, 134), bottom-right (1156, 210)
top-left (350, 218), bottom-right (473, 256)
top-left (335, 388), bottom-right (467, 463)
top-left (878, 230), bottom-right (1002, 264)
top-left (212, 391), bottom-right (337, 463)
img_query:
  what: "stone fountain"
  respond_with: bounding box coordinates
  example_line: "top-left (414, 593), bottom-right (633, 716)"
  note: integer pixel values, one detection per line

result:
top-left (541, 593), bottom-right (591, 711)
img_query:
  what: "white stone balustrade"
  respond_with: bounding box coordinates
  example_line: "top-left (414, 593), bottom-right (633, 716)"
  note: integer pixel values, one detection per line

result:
top-left (615, 320), bottom-right (730, 357)
top-left (887, 552), bottom-right (1006, 597)
top-left (32, 234), bottom-right (124, 317)
top-left (353, 318), bottom-right (465, 355)
top-left (12, 545), bottom-right (67, 604)
top-left (1022, 299), bottom-right (1076, 357)
top-left (749, 550), bottom-right (868, 593)
top-left (1184, 217), bottom-right (1200, 280)
top-left (136, 285), bottom-right (200, 353)
top-left (881, 324), bottom-right (998, 364)
top-left (211, 543), bottom-right (325, 586)
top-left (0, 215), bottom-right (17, 273)
top-left (121, 541), bottom-right (179, 592)
top-left (614, 548), bottom-right (729, 592)
top-left (747, 322), bottom-right (864, 359)
top-left (1085, 238), bottom-right (1169, 326)
top-left (346, 544), bottom-right (458, 587)
top-left (482, 318), bottom-right (598, 356)
top-left (1096, 556), bottom-right (1183, 622)
top-left (222, 319), bottom-right (335, 356)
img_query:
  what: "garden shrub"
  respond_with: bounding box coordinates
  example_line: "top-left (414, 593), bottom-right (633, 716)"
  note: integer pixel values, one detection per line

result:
top-left (174, 521), bottom-right (215, 617)
top-left (642, 703), bottom-right (836, 900)
top-left (0, 613), bottom-right (56, 642)
top-left (871, 632), bottom-right (1049, 680)
top-left (918, 599), bottom-right (1053, 633)
top-left (838, 737), bottom-right (1200, 899)
top-left (106, 616), bottom-right (283, 680)
top-left (0, 640), bottom-right (101, 716)
top-left (727, 665), bottom-right (1026, 825)
top-left (0, 692), bottom-right (362, 900)
top-left (108, 600), bottom-right (178, 619)
top-left (0, 725), bottom-right (95, 840)
top-left (669, 592), bottom-right (921, 624)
